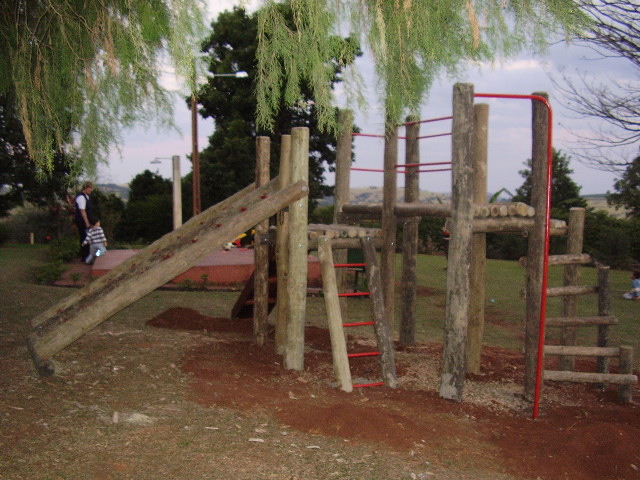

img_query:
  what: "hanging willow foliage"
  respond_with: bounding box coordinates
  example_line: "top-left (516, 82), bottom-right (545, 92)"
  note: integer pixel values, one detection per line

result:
top-left (256, 0), bottom-right (590, 132)
top-left (0, 0), bottom-right (206, 174)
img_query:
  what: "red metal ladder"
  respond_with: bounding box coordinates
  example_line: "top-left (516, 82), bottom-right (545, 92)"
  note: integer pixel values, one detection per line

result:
top-left (317, 235), bottom-right (397, 392)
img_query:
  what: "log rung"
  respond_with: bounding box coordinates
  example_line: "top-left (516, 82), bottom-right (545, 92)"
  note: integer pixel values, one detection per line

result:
top-left (545, 316), bottom-right (618, 327)
top-left (544, 370), bottom-right (638, 385)
top-left (546, 285), bottom-right (598, 297)
top-left (546, 253), bottom-right (593, 266)
top-left (544, 345), bottom-right (620, 357)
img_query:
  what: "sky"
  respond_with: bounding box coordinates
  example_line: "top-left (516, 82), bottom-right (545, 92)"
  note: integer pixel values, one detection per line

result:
top-left (98, 1), bottom-right (637, 196)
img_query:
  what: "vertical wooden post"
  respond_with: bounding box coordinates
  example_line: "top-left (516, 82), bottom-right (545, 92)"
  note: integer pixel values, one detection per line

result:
top-left (361, 236), bottom-right (398, 388)
top-left (559, 207), bottom-right (585, 371)
top-left (466, 103), bottom-right (489, 374)
top-left (597, 264), bottom-right (611, 376)
top-left (284, 127), bottom-right (310, 371)
top-left (618, 345), bottom-right (633, 403)
top-left (381, 116), bottom-right (398, 331)
top-left (275, 135), bottom-right (292, 354)
top-left (254, 136), bottom-right (271, 346)
top-left (334, 109), bottom-right (353, 224)
top-left (440, 83), bottom-right (475, 401)
top-left (318, 236), bottom-right (353, 392)
top-left (524, 91), bottom-right (550, 401)
top-left (400, 115), bottom-right (420, 347)
top-left (334, 110), bottom-right (354, 315)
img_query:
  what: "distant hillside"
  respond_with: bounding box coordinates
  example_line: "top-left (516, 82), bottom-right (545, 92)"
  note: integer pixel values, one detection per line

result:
top-left (583, 194), bottom-right (628, 218)
top-left (97, 183), bottom-right (129, 201)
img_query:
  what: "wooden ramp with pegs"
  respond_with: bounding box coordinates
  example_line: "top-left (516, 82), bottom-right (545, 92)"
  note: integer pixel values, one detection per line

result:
top-left (317, 234), bottom-right (397, 392)
top-left (539, 254), bottom-right (637, 402)
top-left (27, 178), bottom-right (309, 376)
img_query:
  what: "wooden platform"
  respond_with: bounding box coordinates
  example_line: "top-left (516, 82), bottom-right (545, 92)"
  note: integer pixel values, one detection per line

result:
top-left (91, 248), bottom-right (322, 288)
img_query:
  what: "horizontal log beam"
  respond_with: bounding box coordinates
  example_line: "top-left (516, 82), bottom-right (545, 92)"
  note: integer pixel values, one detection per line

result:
top-left (547, 285), bottom-right (598, 297)
top-left (307, 236), bottom-right (383, 251)
top-left (544, 370), bottom-right (638, 385)
top-left (445, 217), bottom-right (568, 235)
top-left (544, 345), bottom-right (620, 357)
top-left (545, 315), bottom-right (618, 327)
top-left (520, 253), bottom-right (592, 268)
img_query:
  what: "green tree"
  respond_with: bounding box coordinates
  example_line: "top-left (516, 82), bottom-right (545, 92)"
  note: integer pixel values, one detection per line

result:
top-left (89, 189), bottom-right (126, 244)
top-left (116, 170), bottom-right (172, 243)
top-left (1, 95), bottom-right (75, 218)
top-left (256, 0), bottom-right (589, 131)
top-left (193, 7), bottom-right (359, 213)
top-left (0, 0), bottom-right (206, 173)
top-left (513, 149), bottom-right (588, 218)
top-left (487, 149), bottom-right (588, 260)
top-left (607, 156), bottom-right (640, 218)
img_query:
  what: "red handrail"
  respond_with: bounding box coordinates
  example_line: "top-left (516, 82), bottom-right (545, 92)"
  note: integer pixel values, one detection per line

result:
top-left (476, 92), bottom-right (553, 420)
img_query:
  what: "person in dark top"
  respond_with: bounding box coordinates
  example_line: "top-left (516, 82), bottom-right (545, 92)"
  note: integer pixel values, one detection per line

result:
top-left (74, 181), bottom-right (95, 260)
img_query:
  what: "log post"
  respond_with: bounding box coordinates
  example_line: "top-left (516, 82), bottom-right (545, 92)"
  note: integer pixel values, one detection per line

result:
top-left (362, 236), bottom-right (398, 388)
top-left (254, 136), bottom-right (271, 346)
top-left (400, 115), bottom-right (420, 347)
top-left (284, 127), bottom-right (310, 371)
top-left (440, 83), bottom-right (475, 401)
top-left (318, 235), bottom-right (353, 392)
top-left (334, 109), bottom-right (353, 224)
top-left (466, 103), bottom-right (489, 374)
top-left (382, 114), bottom-right (398, 332)
top-left (618, 345), bottom-right (634, 403)
top-left (597, 264), bottom-right (611, 377)
top-left (275, 135), bottom-right (292, 354)
top-left (334, 109), bottom-right (354, 316)
top-left (524, 91), bottom-right (550, 401)
top-left (559, 207), bottom-right (585, 371)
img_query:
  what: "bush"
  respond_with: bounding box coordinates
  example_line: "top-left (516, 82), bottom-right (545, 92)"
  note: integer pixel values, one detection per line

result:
top-left (49, 235), bottom-right (79, 263)
top-left (35, 259), bottom-right (66, 284)
top-left (2, 206), bottom-right (74, 243)
top-left (0, 222), bottom-right (8, 245)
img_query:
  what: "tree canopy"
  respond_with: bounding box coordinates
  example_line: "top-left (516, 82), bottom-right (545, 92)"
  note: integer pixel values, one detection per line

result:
top-left (193, 6), bottom-right (359, 211)
top-left (0, 0), bottom-right (207, 174)
top-left (256, 0), bottom-right (590, 132)
top-left (607, 156), bottom-right (640, 218)
top-left (556, 0), bottom-right (640, 172)
top-left (513, 149), bottom-right (587, 217)
top-left (0, 95), bottom-right (73, 216)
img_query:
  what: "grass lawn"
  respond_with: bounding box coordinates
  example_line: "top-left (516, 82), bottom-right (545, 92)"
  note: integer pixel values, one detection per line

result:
top-left (2, 244), bottom-right (638, 370)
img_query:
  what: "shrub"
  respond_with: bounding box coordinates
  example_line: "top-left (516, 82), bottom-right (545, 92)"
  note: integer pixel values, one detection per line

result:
top-left (0, 222), bottom-right (9, 245)
top-left (35, 260), bottom-right (66, 284)
top-left (49, 236), bottom-right (79, 263)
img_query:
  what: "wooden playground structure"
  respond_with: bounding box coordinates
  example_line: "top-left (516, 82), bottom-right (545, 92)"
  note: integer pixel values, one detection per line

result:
top-left (27, 83), bottom-right (636, 417)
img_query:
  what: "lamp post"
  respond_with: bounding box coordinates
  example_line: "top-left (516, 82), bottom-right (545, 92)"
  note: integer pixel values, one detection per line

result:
top-left (151, 155), bottom-right (182, 230)
top-left (191, 70), bottom-right (248, 216)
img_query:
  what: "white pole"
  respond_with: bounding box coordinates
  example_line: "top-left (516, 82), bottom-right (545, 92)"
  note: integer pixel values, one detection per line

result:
top-left (172, 155), bottom-right (182, 229)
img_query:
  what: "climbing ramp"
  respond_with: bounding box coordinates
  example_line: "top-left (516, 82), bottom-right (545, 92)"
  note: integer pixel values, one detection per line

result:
top-left (28, 178), bottom-right (309, 375)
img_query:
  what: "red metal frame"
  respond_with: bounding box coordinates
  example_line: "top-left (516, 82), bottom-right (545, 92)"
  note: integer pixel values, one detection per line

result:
top-left (475, 92), bottom-right (554, 420)
top-left (343, 321), bottom-right (375, 327)
top-left (403, 115), bottom-right (453, 126)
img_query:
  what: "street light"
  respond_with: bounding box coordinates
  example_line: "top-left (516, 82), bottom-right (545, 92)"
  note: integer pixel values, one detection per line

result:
top-left (191, 70), bottom-right (248, 216)
top-left (151, 155), bottom-right (182, 230)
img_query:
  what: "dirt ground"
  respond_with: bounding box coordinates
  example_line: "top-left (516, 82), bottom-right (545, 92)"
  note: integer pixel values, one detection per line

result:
top-left (1, 255), bottom-right (639, 480)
